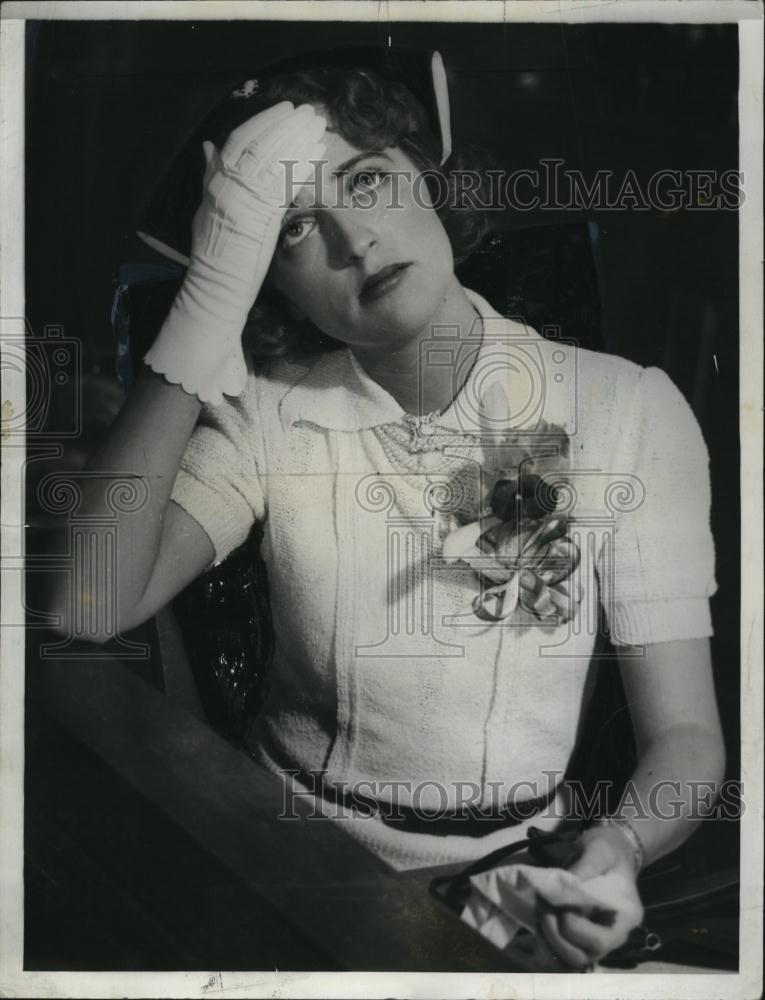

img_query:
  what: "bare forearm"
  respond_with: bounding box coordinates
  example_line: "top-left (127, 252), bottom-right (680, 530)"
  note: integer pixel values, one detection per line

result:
top-left (611, 722), bottom-right (726, 867)
top-left (48, 367), bottom-right (202, 639)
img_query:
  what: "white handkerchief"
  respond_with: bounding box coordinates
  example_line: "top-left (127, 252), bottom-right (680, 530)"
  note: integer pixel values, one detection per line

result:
top-left (461, 862), bottom-right (641, 958)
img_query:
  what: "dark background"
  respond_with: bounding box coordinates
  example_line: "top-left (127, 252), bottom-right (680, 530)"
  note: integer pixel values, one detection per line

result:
top-left (25, 17), bottom-right (740, 770)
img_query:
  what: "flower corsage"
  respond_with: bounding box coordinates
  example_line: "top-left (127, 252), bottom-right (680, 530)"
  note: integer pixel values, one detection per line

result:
top-left (443, 472), bottom-right (582, 623)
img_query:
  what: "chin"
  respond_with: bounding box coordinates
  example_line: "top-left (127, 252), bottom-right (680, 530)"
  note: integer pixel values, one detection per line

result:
top-left (369, 303), bottom-right (440, 345)
top-left (385, 272), bottom-right (452, 332)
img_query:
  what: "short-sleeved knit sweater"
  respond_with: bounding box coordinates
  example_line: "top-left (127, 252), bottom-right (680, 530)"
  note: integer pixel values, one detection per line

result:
top-left (170, 288), bottom-right (717, 870)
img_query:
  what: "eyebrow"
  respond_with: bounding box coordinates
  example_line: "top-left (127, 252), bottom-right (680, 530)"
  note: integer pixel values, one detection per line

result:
top-left (286, 150), bottom-right (393, 210)
top-left (332, 150), bottom-right (392, 176)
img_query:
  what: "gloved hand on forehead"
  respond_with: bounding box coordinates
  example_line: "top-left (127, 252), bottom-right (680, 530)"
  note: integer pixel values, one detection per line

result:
top-left (144, 101), bottom-right (327, 405)
top-left (212, 101), bottom-right (326, 214)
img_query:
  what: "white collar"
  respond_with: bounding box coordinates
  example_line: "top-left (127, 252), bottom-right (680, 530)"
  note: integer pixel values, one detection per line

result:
top-left (277, 288), bottom-right (544, 434)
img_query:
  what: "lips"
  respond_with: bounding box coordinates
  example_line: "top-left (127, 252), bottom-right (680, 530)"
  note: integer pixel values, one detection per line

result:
top-left (360, 262), bottom-right (412, 301)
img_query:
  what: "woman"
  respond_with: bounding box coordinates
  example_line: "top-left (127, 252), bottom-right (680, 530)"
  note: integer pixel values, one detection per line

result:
top-left (51, 61), bottom-right (725, 969)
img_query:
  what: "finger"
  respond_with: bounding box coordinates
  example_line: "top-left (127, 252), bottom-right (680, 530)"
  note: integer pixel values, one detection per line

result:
top-left (223, 100), bottom-right (296, 158)
top-left (234, 107), bottom-right (320, 181)
top-left (201, 141), bottom-right (218, 186)
top-left (304, 112), bottom-right (328, 143)
top-left (292, 121), bottom-right (328, 165)
top-left (223, 100), bottom-right (299, 162)
top-left (202, 140), bottom-right (215, 167)
top-left (256, 126), bottom-right (328, 201)
top-left (558, 910), bottom-right (611, 957)
top-left (538, 910), bottom-right (591, 969)
top-left (293, 136), bottom-right (328, 168)
top-left (294, 101), bottom-right (325, 120)
top-left (288, 140), bottom-right (328, 192)
top-left (265, 109), bottom-right (325, 166)
top-left (531, 925), bottom-right (564, 971)
top-left (257, 102), bottom-right (319, 149)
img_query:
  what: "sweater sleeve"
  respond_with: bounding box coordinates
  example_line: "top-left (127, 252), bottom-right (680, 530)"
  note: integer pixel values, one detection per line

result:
top-left (170, 393), bottom-right (266, 567)
top-left (597, 365), bottom-right (717, 646)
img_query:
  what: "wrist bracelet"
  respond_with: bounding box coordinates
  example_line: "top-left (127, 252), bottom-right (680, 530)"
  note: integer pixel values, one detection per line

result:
top-left (598, 817), bottom-right (645, 873)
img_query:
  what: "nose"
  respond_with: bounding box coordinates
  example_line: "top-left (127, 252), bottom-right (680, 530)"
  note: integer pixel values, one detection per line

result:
top-left (327, 207), bottom-right (378, 265)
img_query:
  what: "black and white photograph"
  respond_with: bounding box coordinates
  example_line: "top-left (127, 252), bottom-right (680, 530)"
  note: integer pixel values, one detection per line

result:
top-left (0, 1), bottom-right (762, 997)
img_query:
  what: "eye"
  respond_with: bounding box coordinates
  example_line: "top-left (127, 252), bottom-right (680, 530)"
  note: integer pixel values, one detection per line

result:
top-left (350, 166), bottom-right (388, 196)
top-left (279, 215), bottom-right (317, 249)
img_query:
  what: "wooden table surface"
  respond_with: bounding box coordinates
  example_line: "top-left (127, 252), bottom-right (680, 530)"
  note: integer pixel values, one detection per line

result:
top-left (32, 654), bottom-right (514, 973)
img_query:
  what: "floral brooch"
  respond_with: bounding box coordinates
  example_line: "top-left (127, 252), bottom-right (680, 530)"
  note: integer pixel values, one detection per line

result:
top-left (443, 472), bottom-right (582, 623)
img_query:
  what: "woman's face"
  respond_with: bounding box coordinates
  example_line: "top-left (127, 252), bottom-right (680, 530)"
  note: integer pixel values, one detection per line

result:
top-left (267, 125), bottom-right (456, 351)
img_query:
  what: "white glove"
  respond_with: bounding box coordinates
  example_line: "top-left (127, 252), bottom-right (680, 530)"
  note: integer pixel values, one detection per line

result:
top-left (144, 101), bottom-right (327, 405)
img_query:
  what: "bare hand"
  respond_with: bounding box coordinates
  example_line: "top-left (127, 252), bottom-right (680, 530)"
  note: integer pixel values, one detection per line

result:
top-left (535, 826), bottom-right (643, 969)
